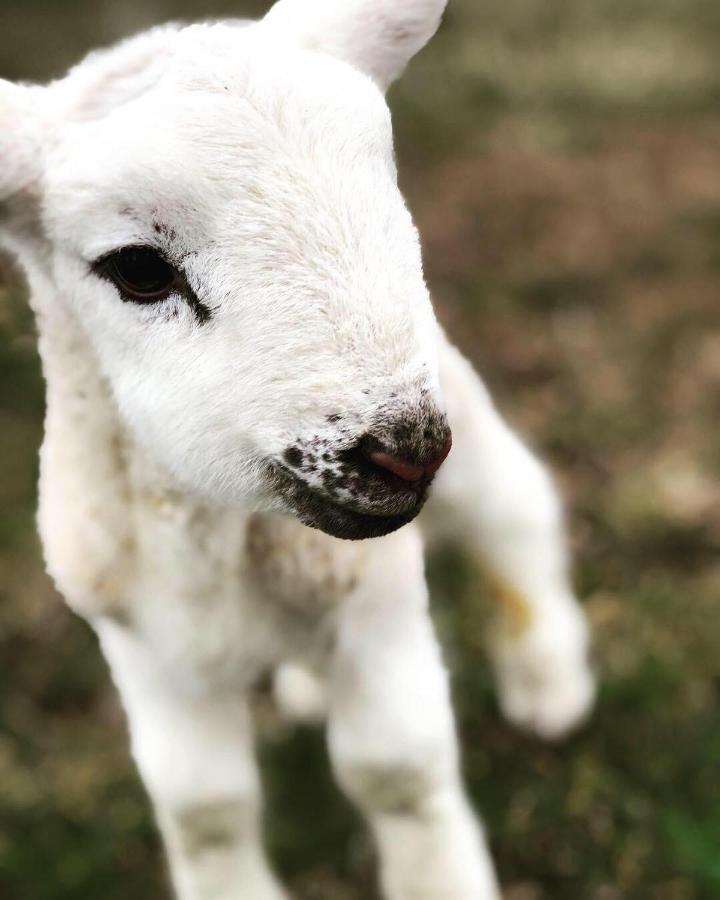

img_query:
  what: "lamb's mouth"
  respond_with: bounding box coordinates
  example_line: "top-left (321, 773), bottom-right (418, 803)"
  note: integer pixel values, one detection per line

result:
top-left (267, 464), bottom-right (425, 540)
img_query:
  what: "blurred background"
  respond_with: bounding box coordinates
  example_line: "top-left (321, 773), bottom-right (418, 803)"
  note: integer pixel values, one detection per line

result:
top-left (1, 1), bottom-right (719, 898)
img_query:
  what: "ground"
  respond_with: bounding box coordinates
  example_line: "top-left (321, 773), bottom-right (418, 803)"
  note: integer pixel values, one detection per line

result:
top-left (1, 1), bottom-right (719, 898)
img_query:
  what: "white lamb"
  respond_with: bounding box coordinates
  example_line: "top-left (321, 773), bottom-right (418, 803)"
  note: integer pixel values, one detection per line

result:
top-left (0, 1), bottom-right (595, 898)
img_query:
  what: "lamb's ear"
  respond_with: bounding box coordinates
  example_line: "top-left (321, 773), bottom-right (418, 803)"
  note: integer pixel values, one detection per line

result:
top-left (262, 0), bottom-right (447, 90)
top-left (0, 80), bottom-right (45, 208)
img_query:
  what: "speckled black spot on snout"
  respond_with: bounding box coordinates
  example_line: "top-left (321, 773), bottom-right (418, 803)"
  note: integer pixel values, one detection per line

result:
top-left (322, 469), bottom-right (341, 488)
top-left (283, 446), bottom-right (304, 469)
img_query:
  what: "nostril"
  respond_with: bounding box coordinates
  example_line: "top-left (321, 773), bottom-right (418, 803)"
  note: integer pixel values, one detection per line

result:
top-left (367, 450), bottom-right (426, 483)
top-left (365, 432), bottom-right (453, 483)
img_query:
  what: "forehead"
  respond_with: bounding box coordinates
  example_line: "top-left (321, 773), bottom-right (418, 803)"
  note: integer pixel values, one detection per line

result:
top-left (48, 27), bottom-right (394, 208)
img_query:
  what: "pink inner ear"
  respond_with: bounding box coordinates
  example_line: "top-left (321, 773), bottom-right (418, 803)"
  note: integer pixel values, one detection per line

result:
top-left (260, 0), bottom-right (448, 90)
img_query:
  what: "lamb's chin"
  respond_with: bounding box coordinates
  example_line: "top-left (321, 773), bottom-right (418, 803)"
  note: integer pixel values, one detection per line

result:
top-left (294, 499), bottom-right (418, 541)
top-left (266, 465), bottom-right (423, 541)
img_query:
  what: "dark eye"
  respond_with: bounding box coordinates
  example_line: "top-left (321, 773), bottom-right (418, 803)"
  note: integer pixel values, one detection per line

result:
top-left (97, 246), bottom-right (180, 303)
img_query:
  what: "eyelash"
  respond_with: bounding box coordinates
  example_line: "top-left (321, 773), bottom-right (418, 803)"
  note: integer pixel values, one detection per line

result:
top-left (92, 246), bottom-right (212, 325)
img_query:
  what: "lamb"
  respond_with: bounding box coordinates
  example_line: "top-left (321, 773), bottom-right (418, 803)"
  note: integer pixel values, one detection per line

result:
top-left (0, 1), bottom-right (596, 897)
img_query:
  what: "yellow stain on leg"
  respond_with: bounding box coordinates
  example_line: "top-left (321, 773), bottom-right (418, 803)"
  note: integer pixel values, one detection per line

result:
top-left (488, 574), bottom-right (534, 638)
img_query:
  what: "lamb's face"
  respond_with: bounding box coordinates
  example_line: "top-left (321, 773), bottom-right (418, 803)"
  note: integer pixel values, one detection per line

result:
top-left (40, 29), bottom-right (450, 539)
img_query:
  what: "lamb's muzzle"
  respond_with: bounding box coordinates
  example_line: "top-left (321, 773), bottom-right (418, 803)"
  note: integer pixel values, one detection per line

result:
top-left (274, 410), bottom-right (452, 540)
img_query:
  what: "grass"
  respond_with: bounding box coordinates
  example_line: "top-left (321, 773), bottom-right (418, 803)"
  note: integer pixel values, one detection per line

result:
top-left (1, 1), bottom-right (719, 897)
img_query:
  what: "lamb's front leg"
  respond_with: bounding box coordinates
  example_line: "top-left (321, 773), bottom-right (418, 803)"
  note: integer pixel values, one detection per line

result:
top-left (96, 621), bottom-right (288, 900)
top-left (327, 527), bottom-right (500, 900)
top-left (425, 337), bottom-right (595, 740)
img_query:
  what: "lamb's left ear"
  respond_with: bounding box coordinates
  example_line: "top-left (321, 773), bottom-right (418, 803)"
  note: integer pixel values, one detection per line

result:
top-left (262, 0), bottom-right (447, 90)
top-left (0, 80), bottom-right (45, 208)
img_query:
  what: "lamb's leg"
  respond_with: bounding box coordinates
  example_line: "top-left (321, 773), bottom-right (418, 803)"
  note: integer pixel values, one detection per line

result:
top-left (423, 336), bottom-right (595, 740)
top-left (96, 621), bottom-right (288, 900)
top-left (327, 527), bottom-right (500, 900)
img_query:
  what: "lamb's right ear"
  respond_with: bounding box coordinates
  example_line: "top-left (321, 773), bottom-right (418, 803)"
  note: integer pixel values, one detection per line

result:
top-left (0, 80), bottom-right (45, 208)
top-left (262, 0), bottom-right (448, 90)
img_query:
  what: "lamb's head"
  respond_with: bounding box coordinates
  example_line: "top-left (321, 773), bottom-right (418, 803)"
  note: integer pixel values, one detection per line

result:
top-left (0, 0), bottom-right (452, 540)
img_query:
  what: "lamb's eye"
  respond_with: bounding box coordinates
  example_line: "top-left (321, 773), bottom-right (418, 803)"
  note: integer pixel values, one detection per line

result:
top-left (98, 247), bottom-right (179, 303)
